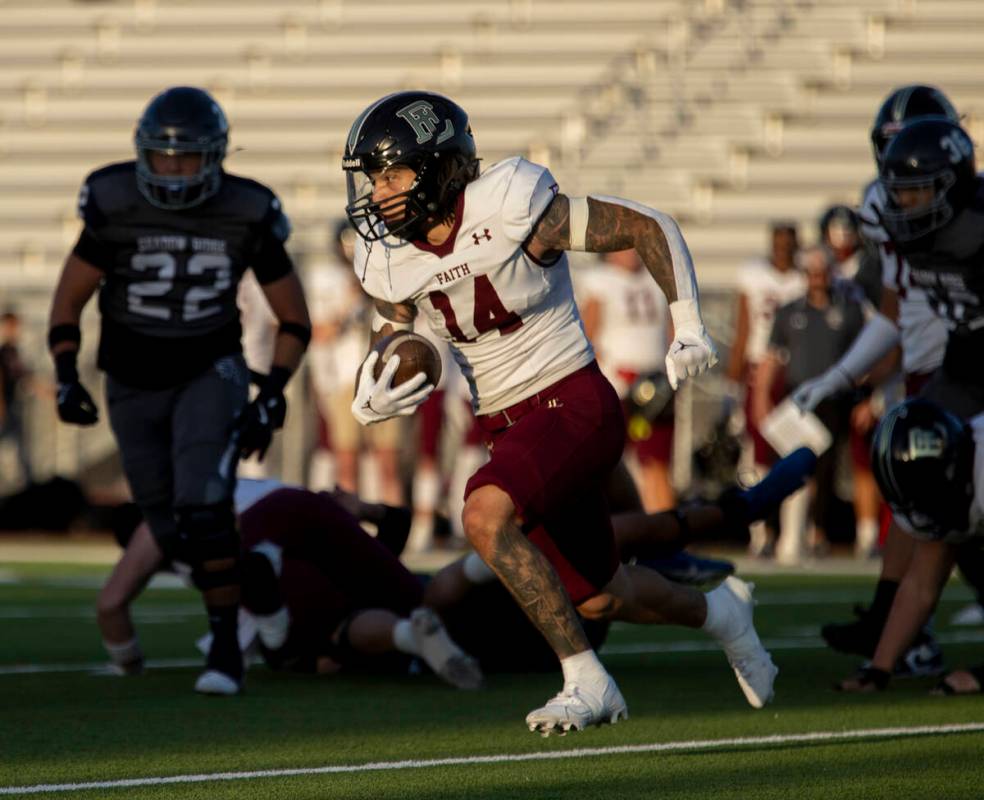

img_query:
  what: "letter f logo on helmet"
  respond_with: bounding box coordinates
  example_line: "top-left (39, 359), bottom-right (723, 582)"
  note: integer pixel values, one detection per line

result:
top-left (397, 101), bottom-right (454, 145)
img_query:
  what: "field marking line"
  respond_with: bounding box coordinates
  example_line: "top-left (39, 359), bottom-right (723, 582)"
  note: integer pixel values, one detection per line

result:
top-left (4, 629), bottom-right (984, 676)
top-left (2, 722), bottom-right (983, 795)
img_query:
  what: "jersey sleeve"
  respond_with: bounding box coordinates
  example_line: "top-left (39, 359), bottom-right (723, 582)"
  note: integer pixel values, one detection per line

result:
top-left (500, 158), bottom-right (560, 243)
top-left (250, 193), bottom-right (294, 284)
top-left (71, 172), bottom-right (113, 270)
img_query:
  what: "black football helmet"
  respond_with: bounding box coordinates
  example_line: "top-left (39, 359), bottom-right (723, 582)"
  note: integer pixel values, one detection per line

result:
top-left (870, 84), bottom-right (959, 166)
top-left (134, 86), bottom-right (229, 210)
top-left (342, 91), bottom-right (479, 241)
top-left (871, 398), bottom-right (975, 541)
top-left (878, 118), bottom-right (977, 244)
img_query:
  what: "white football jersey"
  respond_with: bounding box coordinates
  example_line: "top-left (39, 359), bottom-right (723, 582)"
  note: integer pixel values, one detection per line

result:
top-left (353, 157), bottom-right (594, 414)
top-left (861, 180), bottom-right (946, 376)
top-left (575, 262), bottom-right (669, 397)
top-left (737, 258), bottom-right (806, 364)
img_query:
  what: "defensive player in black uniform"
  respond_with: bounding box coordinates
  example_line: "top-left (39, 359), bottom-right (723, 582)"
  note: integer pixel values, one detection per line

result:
top-left (47, 86), bottom-right (311, 695)
top-left (879, 117), bottom-right (984, 419)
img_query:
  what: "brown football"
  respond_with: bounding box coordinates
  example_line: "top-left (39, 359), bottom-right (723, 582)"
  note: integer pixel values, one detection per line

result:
top-left (371, 331), bottom-right (442, 388)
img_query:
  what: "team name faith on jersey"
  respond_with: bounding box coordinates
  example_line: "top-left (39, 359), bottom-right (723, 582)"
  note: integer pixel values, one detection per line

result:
top-left (354, 157), bottom-right (594, 414)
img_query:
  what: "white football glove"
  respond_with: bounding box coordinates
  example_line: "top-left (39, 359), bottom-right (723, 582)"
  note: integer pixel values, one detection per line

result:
top-left (791, 367), bottom-right (852, 413)
top-left (665, 299), bottom-right (719, 390)
top-left (351, 351), bottom-right (434, 426)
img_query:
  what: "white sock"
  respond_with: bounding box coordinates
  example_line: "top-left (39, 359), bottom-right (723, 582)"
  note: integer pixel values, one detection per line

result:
top-left (855, 518), bottom-right (879, 555)
top-left (255, 607), bottom-right (290, 650)
top-left (701, 584), bottom-right (735, 641)
top-left (392, 618), bottom-right (419, 656)
top-left (560, 649), bottom-right (608, 687)
top-left (104, 636), bottom-right (143, 672)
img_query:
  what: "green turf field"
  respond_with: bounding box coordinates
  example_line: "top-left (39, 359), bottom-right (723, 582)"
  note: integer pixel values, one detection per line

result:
top-left (2, 563), bottom-right (984, 799)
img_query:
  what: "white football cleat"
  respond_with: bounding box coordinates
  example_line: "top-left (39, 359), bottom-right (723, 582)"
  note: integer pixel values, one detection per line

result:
top-left (715, 577), bottom-right (778, 708)
top-left (410, 607), bottom-right (484, 690)
top-left (194, 669), bottom-right (242, 696)
top-left (525, 675), bottom-right (627, 737)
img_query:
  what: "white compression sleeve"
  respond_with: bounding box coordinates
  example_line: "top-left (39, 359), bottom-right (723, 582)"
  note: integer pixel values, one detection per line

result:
top-left (589, 195), bottom-right (698, 302)
top-left (835, 312), bottom-right (901, 383)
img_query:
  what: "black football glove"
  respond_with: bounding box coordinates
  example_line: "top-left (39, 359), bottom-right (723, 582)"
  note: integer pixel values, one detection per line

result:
top-left (54, 351), bottom-right (99, 426)
top-left (234, 366), bottom-right (290, 461)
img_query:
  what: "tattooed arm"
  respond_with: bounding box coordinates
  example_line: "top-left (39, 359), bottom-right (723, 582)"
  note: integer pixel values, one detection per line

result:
top-left (368, 297), bottom-right (417, 349)
top-left (528, 194), bottom-right (718, 388)
top-left (527, 195), bottom-right (690, 302)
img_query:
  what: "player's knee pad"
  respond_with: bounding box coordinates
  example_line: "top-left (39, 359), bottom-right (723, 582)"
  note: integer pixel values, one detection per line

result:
top-left (174, 502), bottom-right (240, 591)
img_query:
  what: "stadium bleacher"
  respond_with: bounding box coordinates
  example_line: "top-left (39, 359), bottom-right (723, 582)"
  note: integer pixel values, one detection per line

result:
top-left (1, 0), bottom-right (982, 488)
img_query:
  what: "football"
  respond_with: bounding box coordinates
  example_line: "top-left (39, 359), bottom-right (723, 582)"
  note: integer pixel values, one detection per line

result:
top-left (371, 331), bottom-right (442, 388)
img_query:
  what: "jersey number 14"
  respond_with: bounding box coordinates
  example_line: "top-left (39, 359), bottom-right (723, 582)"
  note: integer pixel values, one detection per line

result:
top-left (429, 275), bottom-right (523, 343)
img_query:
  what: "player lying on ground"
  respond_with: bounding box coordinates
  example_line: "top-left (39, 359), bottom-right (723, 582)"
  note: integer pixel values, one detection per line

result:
top-left (100, 481), bottom-right (483, 689)
top-left (835, 400), bottom-right (984, 695)
top-left (98, 448), bottom-right (814, 705)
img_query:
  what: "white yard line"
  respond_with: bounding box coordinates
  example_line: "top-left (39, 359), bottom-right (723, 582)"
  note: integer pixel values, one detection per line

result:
top-left (2, 723), bottom-right (983, 796)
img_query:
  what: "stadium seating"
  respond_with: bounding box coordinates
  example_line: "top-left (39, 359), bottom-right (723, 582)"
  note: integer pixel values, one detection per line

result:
top-left (1, 0), bottom-right (982, 489)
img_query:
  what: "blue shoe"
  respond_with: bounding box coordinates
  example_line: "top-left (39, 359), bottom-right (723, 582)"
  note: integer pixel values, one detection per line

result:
top-left (638, 550), bottom-right (735, 585)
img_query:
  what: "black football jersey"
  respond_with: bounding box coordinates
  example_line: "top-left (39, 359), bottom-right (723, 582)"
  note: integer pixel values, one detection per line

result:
top-left (73, 161), bottom-right (293, 389)
top-left (904, 179), bottom-right (984, 384)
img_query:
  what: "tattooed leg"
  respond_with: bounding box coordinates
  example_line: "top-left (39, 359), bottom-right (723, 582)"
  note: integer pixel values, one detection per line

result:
top-left (462, 484), bottom-right (590, 659)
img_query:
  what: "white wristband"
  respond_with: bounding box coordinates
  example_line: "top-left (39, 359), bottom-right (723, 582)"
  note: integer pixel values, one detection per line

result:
top-left (669, 298), bottom-right (705, 331)
top-left (568, 196), bottom-right (589, 251)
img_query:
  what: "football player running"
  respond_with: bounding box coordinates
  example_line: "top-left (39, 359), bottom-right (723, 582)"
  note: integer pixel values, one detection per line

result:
top-left (341, 90), bottom-right (776, 735)
top-left (837, 399), bottom-right (984, 695)
top-left (792, 86), bottom-right (963, 667)
top-left (48, 87), bottom-right (311, 696)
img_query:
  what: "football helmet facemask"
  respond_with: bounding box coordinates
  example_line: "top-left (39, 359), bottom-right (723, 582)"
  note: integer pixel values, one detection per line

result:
top-left (871, 398), bottom-right (975, 542)
top-left (878, 118), bottom-right (977, 244)
top-left (134, 86), bottom-right (229, 210)
top-left (869, 84), bottom-right (959, 167)
top-left (343, 91), bottom-right (479, 242)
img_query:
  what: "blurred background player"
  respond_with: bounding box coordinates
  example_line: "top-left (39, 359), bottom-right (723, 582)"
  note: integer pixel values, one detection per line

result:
top-left (0, 310), bottom-right (36, 489)
top-left (727, 221), bottom-right (805, 557)
top-left (578, 248), bottom-right (676, 512)
top-left (795, 89), bottom-right (967, 667)
top-left (98, 481), bottom-right (482, 689)
top-left (818, 204), bottom-right (884, 559)
top-left (47, 86), bottom-right (310, 696)
top-left (305, 219), bottom-right (405, 505)
top-left (753, 246), bottom-right (867, 562)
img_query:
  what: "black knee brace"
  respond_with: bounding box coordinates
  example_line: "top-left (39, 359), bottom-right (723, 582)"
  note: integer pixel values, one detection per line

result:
top-left (174, 502), bottom-right (241, 591)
